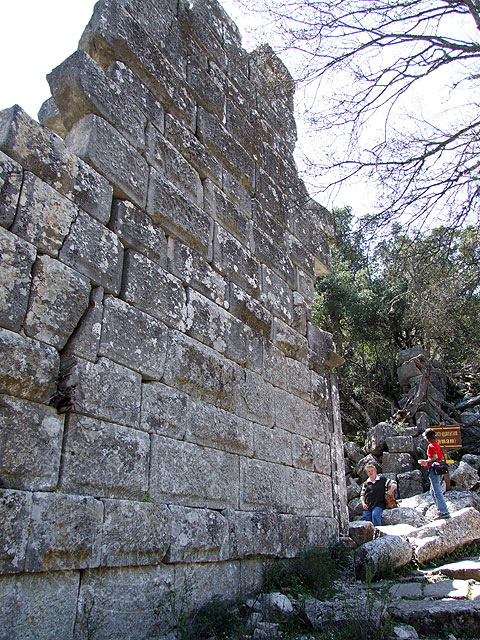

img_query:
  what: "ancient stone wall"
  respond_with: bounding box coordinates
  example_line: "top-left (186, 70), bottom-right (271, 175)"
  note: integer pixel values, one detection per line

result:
top-left (0, 0), bottom-right (347, 637)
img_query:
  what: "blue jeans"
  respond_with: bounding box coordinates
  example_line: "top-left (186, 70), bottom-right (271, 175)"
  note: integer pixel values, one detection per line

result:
top-left (363, 506), bottom-right (384, 527)
top-left (429, 466), bottom-right (449, 514)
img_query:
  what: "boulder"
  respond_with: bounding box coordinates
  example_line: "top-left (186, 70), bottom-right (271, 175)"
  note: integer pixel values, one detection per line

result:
top-left (386, 436), bottom-right (416, 456)
top-left (346, 477), bottom-right (361, 501)
top-left (343, 440), bottom-right (364, 464)
top-left (259, 592), bottom-right (294, 621)
top-left (397, 346), bottom-right (426, 366)
top-left (450, 461), bottom-right (479, 491)
top-left (396, 470), bottom-right (424, 498)
top-left (354, 535), bottom-right (413, 580)
top-left (355, 454), bottom-right (381, 481)
top-left (349, 521), bottom-right (374, 546)
top-left (382, 453), bottom-right (415, 475)
top-left (381, 507), bottom-right (425, 528)
top-left (410, 507), bottom-right (480, 564)
top-left (364, 423), bottom-right (398, 456)
top-left (348, 497), bottom-right (363, 519)
top-left (462, 453), bottom-right (480, 470)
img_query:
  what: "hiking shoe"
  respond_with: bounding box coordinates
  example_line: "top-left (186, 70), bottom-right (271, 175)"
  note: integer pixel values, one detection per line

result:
top-left (438, 512), bottom-right (450, 518)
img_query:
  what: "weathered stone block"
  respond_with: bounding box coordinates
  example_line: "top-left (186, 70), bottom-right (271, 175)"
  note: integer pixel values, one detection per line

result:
top-left (263, 341), bottom-right (287, 389)
top-left (0, 105), bottom-right (112, 222)
top-left (0, 489), bottom-right (31, 573)
top-left (450, 461), bottom-right (479, 491)
top-left (74, 564), bottom-right (175, 640)
top-left (80, 0), bottom-right (196, 131)
top-left (122, 250), bottom-right (187, 329)
top-left (174, 561), bottom-right (241, 611)
top-left (222, 166), bottom-right (253, 215)
top-left (99, 296), bottom-right (169, 380)
top-left (274, 388), bottom-right (329, 442)
top-left (292, 434), bottom-right (314, 470)
top-left (354, 535), bottom-right (413, 580)
top-left (240, 458), bottom-right (289, 512)
top-left (66, 114), bottom-right (149, 208)
top-left (349, 521), bottom-right (374, 547)
top-left (382, 452), bottom-right (415, 475)
top-left (229, 282), bottom-right (272, 338)
top-left (364, 422), bottom-right (399, 456)
top-left (59, 209), bottom-right (124, 294)
top-left (262, 266), bottom-right (293, 324)
top-left (213, 224), bottom-right (260, 294)
top-left (61, 415), bottom-right (150, 499)
top-left (278, 513), bottom-right (311, 557)
top-left (101, 499), bottom-right (171, 567)
top-left (344, 440), bottom-right (365, 464)
top-left (233, 370), bottom-right (275, 427)
top-left (225, 97), bottom-right (259, 157)
top-left (397, 470), bottom-right (424, 498)
top-left (253, 424), bottom-right (292, 466)
top-left (307, 322), bottom-right (334, 374)
top-left (0, 227), bottom-right (36, 332)
top-left (110, 199), bottom-right (167, 266)
top-left (187, 57), bottom-right (226, 119)
top-left (147, 169), bottom-right (213, 257)
top-left (59, 356), bottom-right (142, 427)
top-left (0, 395), bottom-right (64, 491)
top-left (386, 435), bottom-right (416, 455)
top-left (168, 238), bottom-right (228, 305)
top-left (293, 291), bottom-right (308, 335)
top-left (150, 435), bottom-right (240, 509)
top-left (25, 492), bottom-right (103, 572)
top-left (37, 96), bottom-right (67, 137)
top-left (311, 370), bottom-right (328, 408)
top-left (0, 150), bottom-right (22, 228)
top-left (0, 328), bottom-right (59, 403)
top-left (48, 50), bottom-right (147, 150)
top-left (141, 381), bottom-right (190, 439)
top-left (187, 399), bottom-right (254, 456)
top-left (286, 357), bottom-right (311, 399)
top-left (204, 178), bottom-right (250, 244)
top-left (288, 468), bottom-right (333, 516)
top-left (62, 286), bottom-right (104, 362)
top-left (145, 122), bottom-right (203, 205)
top-left (226, 509), bottom-right (282, 558)
top-left (296, 268), bottom-right (316, 304)
top-left (254, 166), bottom-right (289, 224)
top-left (166, 505), bottom-right (229, 562)
top-left (273, 318), bottom-right (308, 361)
top-left (0, 571), bottom-right (80, 640)
top-left (198, 106), bottom-right (254, 186)
top-left (254, 227), bottom-right (294, 287)
top-left (12, 171), bottom-right (79, 257)
top-left (178, 0), bottom-right (228, 70)
top-left (163, 330), bottom-right (242, 410)
top-left (24, 255), bottom-right (91, 349)
top-left (164, 112), bottom-right (222, 183)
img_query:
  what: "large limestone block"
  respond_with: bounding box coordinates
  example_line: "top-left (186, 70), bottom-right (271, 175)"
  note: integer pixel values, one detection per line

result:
top-left (66, 114), bottom-right (149, 208)
top-left (381, 507), bottom-right (425, 528)
top-left (59, 209), bottom-right (124, 294)
top-left (274, 318), bottom-right (308, 361)
top-left (178, 0), bottom-right (229, 70)
top-left (278, 513), bottom-right (310, 557)
top-left (0, 328), bottom-right (59, 403)
top-left (61, 415), bottom-right (150, 499)
top-left (288, 467), bottom-right (333, 516)
top-left (62, 286), bottom-right (104, 362)
top-left (410, 507), bottom-right (480, 563)
top-left (110, 200), bottom-right (167, 266)
top-left (354, 535), bottom-right (413, 580)
top-left (254, 166), bottom-right (290, 226)
top-left (37, 96), bottom-right (67, 137)
top-left (274, 387), bottom-right (328, 441)
top-left (386, 435), bottom-right (416, 455)
top-left (0, 489), bottom-right (32, 573)
top-left (162, 330), bottom-right (242, 410)
top-left (174, 561), bottom-right (241, 611)
top-left (24, 255), bottom-right (91, 349)
top-left (122, 249), bottom-right (187, 329)
top-left (101, 499), bottom-right (171, 567)
top-left (146, 122), bottom-right (203, 204)
top-left (349, 521), bottom-right (374, 546)
top-left (12, 171), bottom-right (79, 257)
top-left (262, 265), bottom-right (294, 324)
top-left (141, 381), bottom-right (190, 438)
top-left (187, 399), bottom-right (254, 456)
top-left (164, 112), bottom-right (222, 184)
top-left (0, 571), bottom-right (80, 640)
top-left (74, 564), bottom-right (175, 640)
top-left (166, 505), bottom-right (229, 562)
top-left (0, 395), bottom-right (64, 491)
top-left (364, 422), bottom-right (398, 456)
top-left (292, 433), bottom-right (314, 470)
top-left (254, 227), bottom-right (295, 287)
top-left (285, 357), bottom-right (311, 399)
top-left (204, 179), bottom-right (250, 244)
top-left (0, 226), bottom-right (36, 331)
top-left (263, 341), bottom-right (287, 389)
top-left (396, 470), bottom-right (424, 498)
top-left (229, 281), bottom-right (272, 338)
top-left (226, 509), bottom-right (282, 558)
top-left (307, 322), bottom-right (334, 374)
top-left (150, 435), bottom-right (240, 509)
top-left (148, 169), bottom-right (213, 256)
top-left (382, 452), bottom-right (416, 475)
top-left (0, 150), bottom-right (22, 227)
top-left (213, 224), bottom-right (260, 294)
top-left (168, 238), bottom-right (228, 305)
top-left (450, 460), bottom-right (479, 490)
top-left (25, 492), bottom-right (103, 572)
top-left (99, 296), bottom-right (169, 380)
top-left (313, 441), bottom-right (332, 475)
top-left (197, 106), bottom-right (254, 187)
top-left (0, 105), bottom-right (112, 222)
top-left (344, 440), bottom-right (364, 464)
top-left (58, 356), bottom-right (142, 427)
top-left (233, 369), bottom-right (275, 427)
top-left (253, 424), bottom-right (292, 466)
top-left (240, 458), bottom-right (289, 512)
top-left (48, 49), bottom-right (147, 149)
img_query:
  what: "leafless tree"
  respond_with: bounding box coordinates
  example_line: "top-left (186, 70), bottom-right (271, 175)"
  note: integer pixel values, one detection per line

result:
top-left (234, 0), bottom-right (480, 231)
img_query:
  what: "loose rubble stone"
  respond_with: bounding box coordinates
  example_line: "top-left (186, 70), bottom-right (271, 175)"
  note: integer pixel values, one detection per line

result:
top-left (364, 422), bottom-right (399, 456)
top-left (450, 460), bottom-right (479, 490)
top-left (0, 226), bottom-right (36, 332)
top-left (0, 395), bottom-right (64, 491)
top-left (349, 521), bottom-right (374, 546)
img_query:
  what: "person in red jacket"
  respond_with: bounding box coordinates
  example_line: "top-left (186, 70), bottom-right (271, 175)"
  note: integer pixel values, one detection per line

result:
top-left (419, 428), bottom-right (450, 518)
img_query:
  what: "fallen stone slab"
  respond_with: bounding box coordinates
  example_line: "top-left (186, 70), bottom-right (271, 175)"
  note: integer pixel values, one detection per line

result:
top-left (391, 597), bottom-right (480, 635)
top-left (427, 559), bottom-right (480, 581)
top-left (410, 507), bottom-right (480, 564)
top-left (423, 579), bottom-right (470, 599)
top-left (388, 582), bottom-right (423, 599)
top-left (354, 535), bottom-right (413, 580)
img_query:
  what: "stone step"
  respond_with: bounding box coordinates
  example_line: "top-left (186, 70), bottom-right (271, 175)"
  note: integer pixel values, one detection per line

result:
top-left (423, 558), bottom-right (480, 581)
top-left (391, 595), bottom-right (480, 636)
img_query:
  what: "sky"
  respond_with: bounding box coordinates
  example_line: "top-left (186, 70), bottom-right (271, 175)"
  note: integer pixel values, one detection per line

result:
top-left (0, 0), bottom-right (371, 212)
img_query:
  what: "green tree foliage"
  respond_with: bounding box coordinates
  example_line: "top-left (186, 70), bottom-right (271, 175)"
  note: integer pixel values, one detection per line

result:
top-left (314, 208), bottom-right (480, 434)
